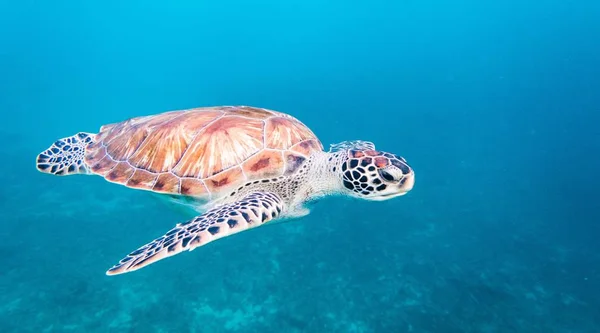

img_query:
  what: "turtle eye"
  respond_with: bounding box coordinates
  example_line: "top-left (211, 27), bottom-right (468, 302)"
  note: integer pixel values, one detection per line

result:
top-left (378, 169), bottom-right (395, 182)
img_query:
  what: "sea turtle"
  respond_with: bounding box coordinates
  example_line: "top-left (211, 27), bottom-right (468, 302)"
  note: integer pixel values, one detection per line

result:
top-left (36, 106), bottom-right (415, 275)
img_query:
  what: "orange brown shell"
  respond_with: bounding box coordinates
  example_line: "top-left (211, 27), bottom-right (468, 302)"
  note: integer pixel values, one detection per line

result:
top-left (84, 106), bottom-right (323, 198)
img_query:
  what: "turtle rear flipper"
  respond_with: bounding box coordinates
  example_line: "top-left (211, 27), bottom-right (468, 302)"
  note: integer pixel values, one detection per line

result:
top-left (106, 191), bottom-right (285, 275)
top-left (36, 132), bottom-right (95, 176)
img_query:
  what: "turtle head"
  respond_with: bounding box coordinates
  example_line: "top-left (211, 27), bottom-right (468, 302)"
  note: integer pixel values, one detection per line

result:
top-left (339, 149), bottom-right (414, 201)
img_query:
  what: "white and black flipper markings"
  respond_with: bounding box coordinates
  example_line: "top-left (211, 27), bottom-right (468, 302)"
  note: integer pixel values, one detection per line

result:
top-left (328, 140), bottom-right (376, 153)
top-left (106, 191), bottom-right (285, 275)
top-left (36, 132), bottom-right (95, 176)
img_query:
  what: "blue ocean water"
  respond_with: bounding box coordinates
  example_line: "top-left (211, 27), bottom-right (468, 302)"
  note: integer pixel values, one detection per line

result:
top-left (1, 0), bottom-right (599, 332)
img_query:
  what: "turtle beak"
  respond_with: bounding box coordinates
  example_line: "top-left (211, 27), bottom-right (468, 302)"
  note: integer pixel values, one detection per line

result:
top-left (368, 172), bottom-right (414, 201)
top-left (399, 171), bottom-right (415, 193)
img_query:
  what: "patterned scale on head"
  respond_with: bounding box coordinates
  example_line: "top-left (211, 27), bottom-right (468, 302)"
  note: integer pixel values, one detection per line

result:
top-left (339, 149), bottom-right (414, 200)
top-left (326, 139), bottom-right (414, 201)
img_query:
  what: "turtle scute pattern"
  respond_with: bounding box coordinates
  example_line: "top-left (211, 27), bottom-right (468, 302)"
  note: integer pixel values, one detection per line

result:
top-left (106, 191), bottom-right (284, 275)
top-left (84, 106), bottom-right (323, 197)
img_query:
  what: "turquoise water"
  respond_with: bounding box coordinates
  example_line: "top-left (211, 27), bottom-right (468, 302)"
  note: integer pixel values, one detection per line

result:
top-left (1, 0), bottom-right (600, 332)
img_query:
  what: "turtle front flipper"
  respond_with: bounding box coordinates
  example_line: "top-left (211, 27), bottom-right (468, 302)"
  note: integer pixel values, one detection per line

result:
top-left (328, 140), bottom-right (376, 153)
top-left (106, 191), bottom-right (285, 275)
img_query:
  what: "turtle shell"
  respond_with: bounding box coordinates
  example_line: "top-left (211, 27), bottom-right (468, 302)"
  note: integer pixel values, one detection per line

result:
top-left (84, 106), bottom-right (323, 197)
